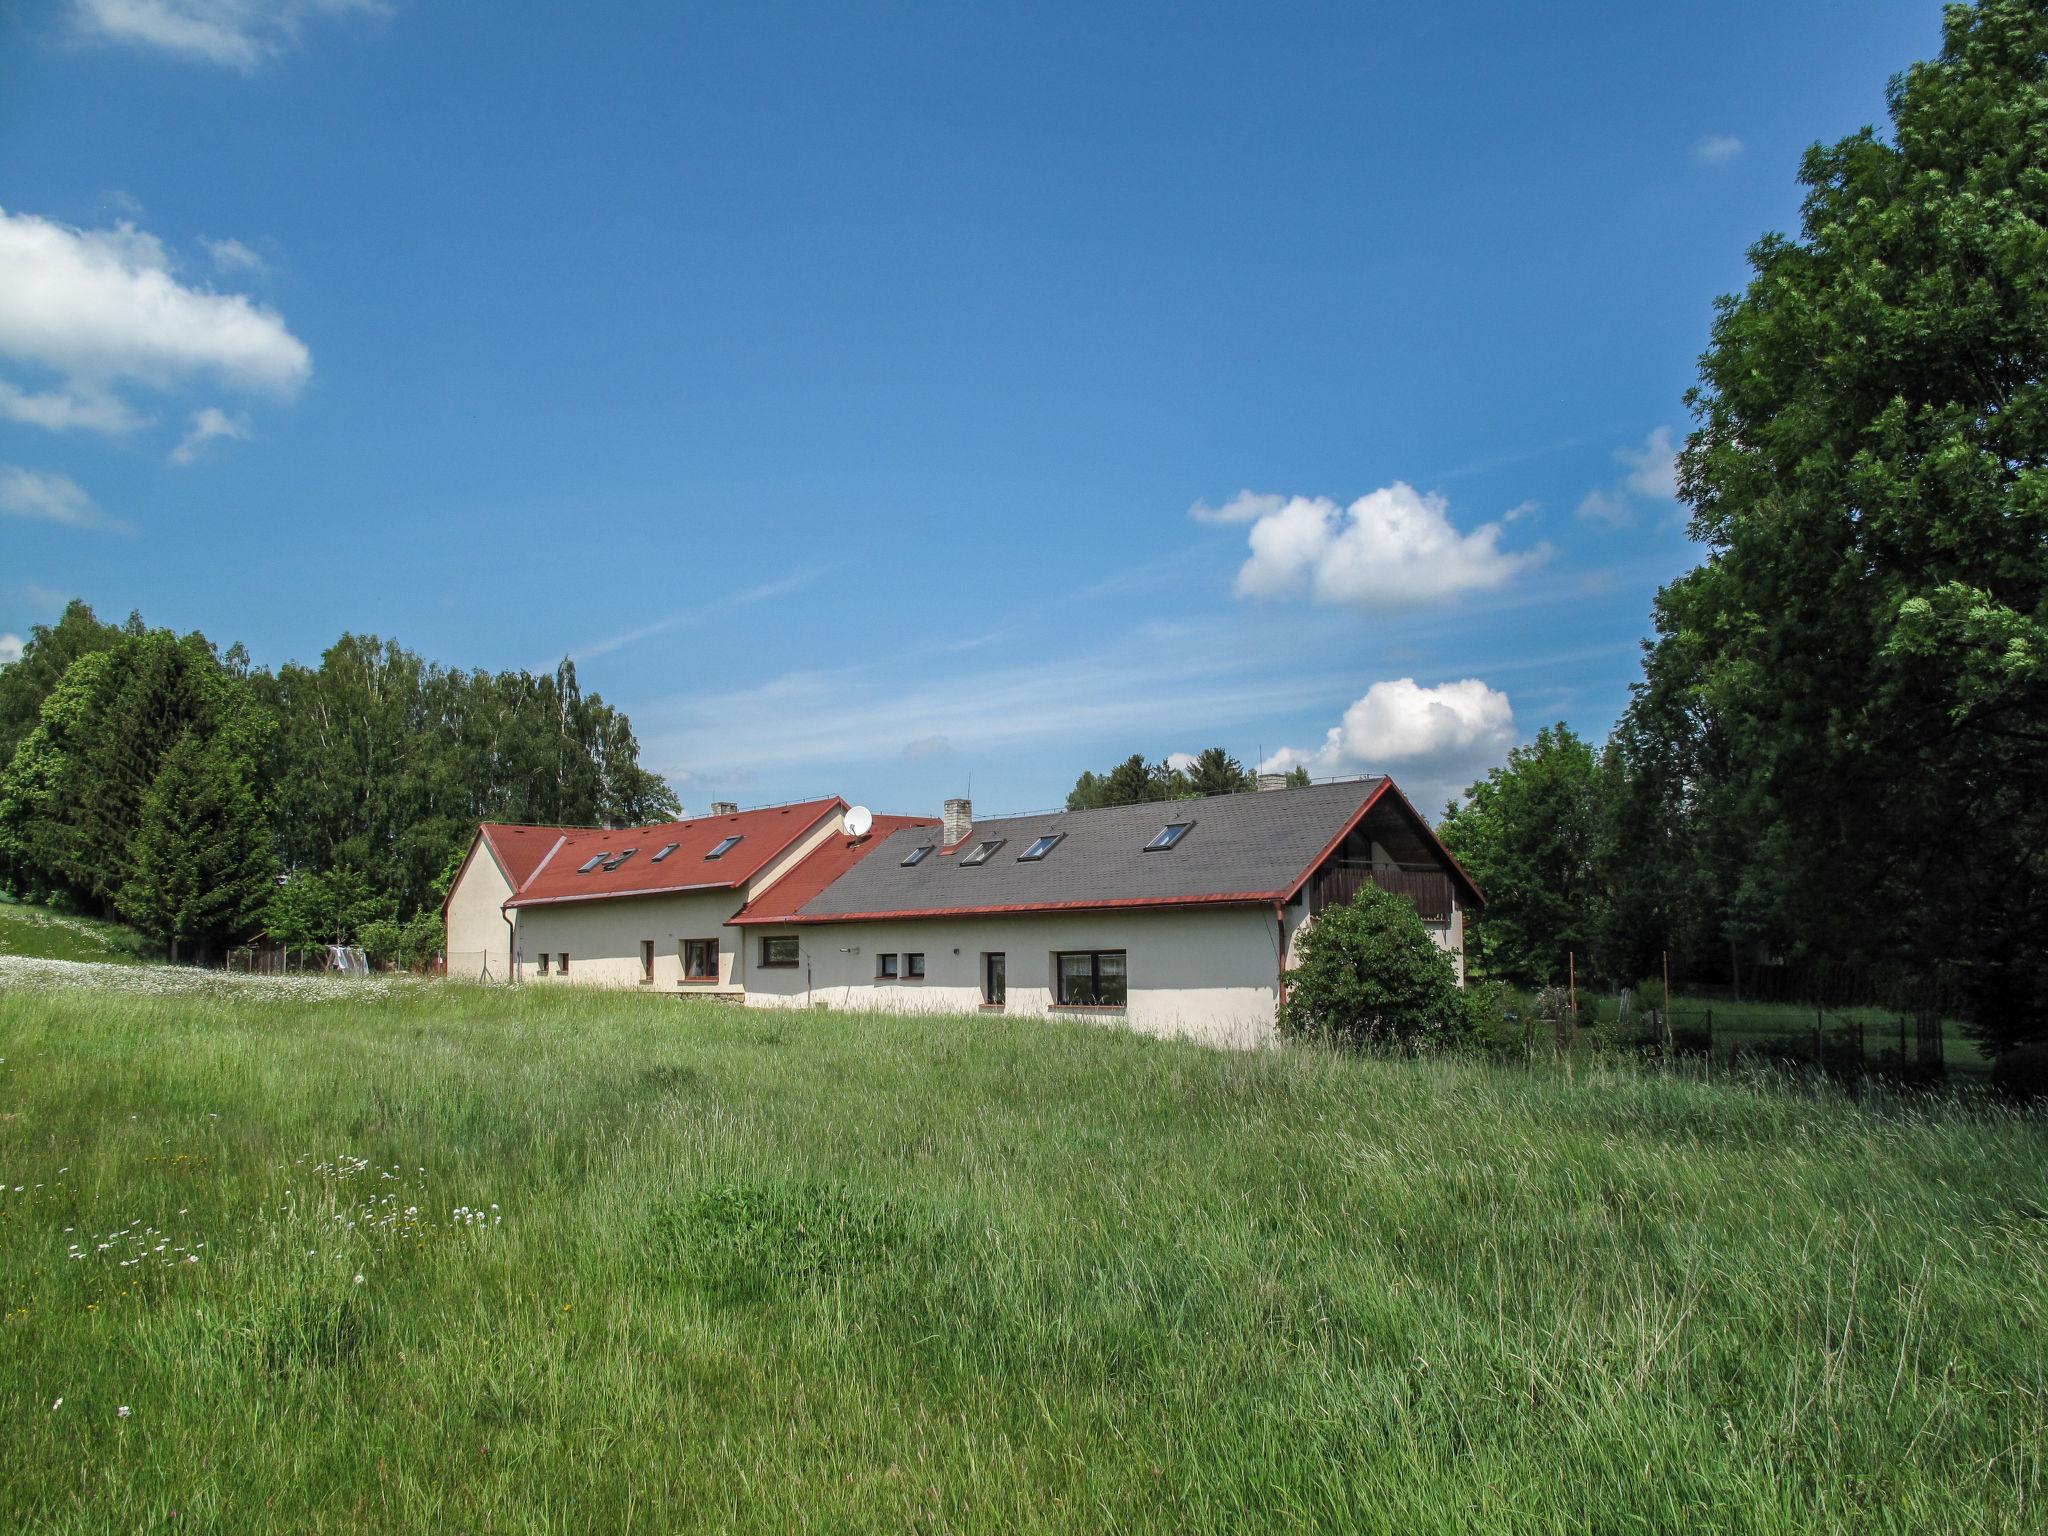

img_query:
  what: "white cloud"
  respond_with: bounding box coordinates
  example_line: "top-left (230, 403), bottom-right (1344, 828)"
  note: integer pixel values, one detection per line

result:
top-left (1502, 499), bottom-right (1540, 523)
top-left (0, 633), bottom-right (22, 666)
top-left (202, 236), bottom-right (265, 274)
top-left (169, 405), bottom-right (252, 464)
top-left (1577, 427), bottom-right (1681, 526)
top-left (1205, 484), bottom-right (1547, 613)
top-left (1693, 134), bottom-right (1744, 165)
top-left (1260, 677), bottom-right (1516, 809)
top-left (1164, 751), bottom-right (1198, 773)
top-left (0, 379), bottom-right (145, 433)
top-left (0, 466), bottom-right (126, 531)
top-left (570, 568), bottom-right (830, 663)
top-left (70, 0), bottom-right (386, 70)
top-left (0, 207), bottom-right (310, 400)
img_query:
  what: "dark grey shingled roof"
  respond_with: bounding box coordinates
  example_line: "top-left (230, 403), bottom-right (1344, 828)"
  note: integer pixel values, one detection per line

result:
top-left (781, 778), bottom-right (1390, 922)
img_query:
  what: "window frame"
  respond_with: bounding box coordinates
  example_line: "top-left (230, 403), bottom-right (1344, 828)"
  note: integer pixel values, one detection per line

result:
top-left (650, 842), bottom-right (680, 864)
top-left (536, 952), bottom-right (550, 976)
top-left (681, 937), bottom-right (720, 983)
top-left (960, 839), bottom-right (1005, 867)
top-left (558, 952), bottom-right (570, 974)
top-left (639, 939), bottom-right (655, 984)
top-left (704, 835), bottom-right (743, 861)
top-left (1053, 949), bottom-right (1128, 1008)
top-left (982, 952), bottom-right (1006, 1007)
top-left (758, 935), bottom-right (799, 968)
top-left (606, 848), bottom-right (639, 872)
top-left (900, 844), bottom-right (934, 867)
top-left (904, 952), bottom-right (925, 979)
top-left (1018, 833), bottom-right (1064, 862)
top-left (1143, 821), bottom-right (1194, 852)
top-left (875, 952), bottom-right (899, 980)
top-left (576, 854), bottom-right (607, 874)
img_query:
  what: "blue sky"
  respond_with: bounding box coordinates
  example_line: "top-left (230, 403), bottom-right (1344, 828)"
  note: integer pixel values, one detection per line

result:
top-left (1, 0), bottom-right (1938, 817)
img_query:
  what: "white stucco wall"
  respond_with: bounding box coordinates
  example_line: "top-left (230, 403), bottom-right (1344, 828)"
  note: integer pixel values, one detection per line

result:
top-left (513, 889), bottom-right (751, 993)
top-left (443, 840), bottom-right (517, 982)
top-left (735, 905), bottom-right (1290, 1049)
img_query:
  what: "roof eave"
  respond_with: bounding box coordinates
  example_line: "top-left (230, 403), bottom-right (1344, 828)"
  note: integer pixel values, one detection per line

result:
top-left (730, 891), bottom-right (1287, 926)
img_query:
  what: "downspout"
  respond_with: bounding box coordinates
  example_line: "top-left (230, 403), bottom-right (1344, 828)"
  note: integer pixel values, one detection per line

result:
top-left (1273, 902), bottom-right (1290, 1011)
top-left (501, 900), bottom-right (516, 985)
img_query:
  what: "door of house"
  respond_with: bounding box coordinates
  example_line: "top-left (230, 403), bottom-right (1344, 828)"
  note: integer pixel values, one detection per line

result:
top-left (984, 952), bottom-right (1006, 1006)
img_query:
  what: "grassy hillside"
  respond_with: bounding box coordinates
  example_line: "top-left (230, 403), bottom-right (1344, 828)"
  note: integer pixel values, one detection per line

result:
top-left (2, 969), bottom-right (2043, 1533)
top-left (0, 894), bottom-right (157, 966)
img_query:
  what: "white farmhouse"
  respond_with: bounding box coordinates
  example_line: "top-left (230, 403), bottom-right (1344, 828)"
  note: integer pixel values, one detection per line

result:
top-left (444, 778), bottom-right (1482, 1049)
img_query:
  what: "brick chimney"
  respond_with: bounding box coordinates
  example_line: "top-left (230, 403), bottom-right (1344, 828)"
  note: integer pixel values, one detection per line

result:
top-left (1255, 771), bottom-right (1288, 792)
top-left (942, 797), bottom-right (972, 846)
top-left (710, 800), bottom-right (738, 817)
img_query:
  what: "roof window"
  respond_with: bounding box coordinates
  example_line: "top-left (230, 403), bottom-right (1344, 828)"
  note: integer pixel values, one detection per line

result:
top-left (900, 844), bottom-right (934, 867)
top-left (960, 839), bottom-right (1005, 867)
top-left (1018, 833), bottom-right (1064, 862)
top-left (576, 854), bottom-right (608, 874)
top-left (603, 848), bottom-right (638, 871)
top-left (650, 842), bottom-right (680, 863)
top-left (1144, 821), bottom-right (1194, 852)
top-left (705, 835), bottom-right (743, 860)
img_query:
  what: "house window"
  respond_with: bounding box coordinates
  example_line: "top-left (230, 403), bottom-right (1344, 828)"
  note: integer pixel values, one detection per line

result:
top-left (651, 842), bottom-right (680, 863)
top-left (536, 952), bottom-right (550, 976)
top-left (682, 939), bottom-right (718, 981)
top-left (983, 953), bottom-right (1006, 1007)
top-left (640, 940), bottom-right (654, 983)
top-left (1018, 833), bottom-right (1063, 862)
top-left (705, 836), bottom-right (742, 860)
top-left (905, 952), bottom-right (925, 979)
top-left (576, 854), bottom-right (606, 874)
top-left (1055, 950), bottom-right (1127, 1007)
top-left (759, 935), bottom-right (799, 968)
top-left (900, 845), bottom-right (934, 867)
top-left (605, 848), bottom-right (638, 871)
top-left (876, 953), bottom-right (899, 979)
top-left (558, 953), bottom-right (570, 974)
top-left (960, 839), bottom-right (1005, 866)
top-left (1144, 822), bottom-right (1193, 852)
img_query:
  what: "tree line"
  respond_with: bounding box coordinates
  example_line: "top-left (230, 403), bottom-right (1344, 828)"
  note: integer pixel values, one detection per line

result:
top-left (1066, 748), bottom-right (1306, 810)
top-left (0, 603), bottom-right (678, 963)
top-left (1442, 0), bottom-right (2048, 1057)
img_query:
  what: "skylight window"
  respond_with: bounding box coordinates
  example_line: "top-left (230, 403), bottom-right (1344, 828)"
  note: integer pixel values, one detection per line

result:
top-left (576, 854), bottom-right (608, 874)
top-left (1144, 821), bottom-right (1194, 852)
top-left (900, 844), bottom-right (934, 867)
top-left (960, 839), bottom-right (1005, 867)
top-left (603, 848), bottom-right (638, 871)
top-left (650, 843), bottom-right (680, 863)
top-left (1018, 833), bottom-right (1064, 862)
top-left (705, 835), bottom-right (743, 860)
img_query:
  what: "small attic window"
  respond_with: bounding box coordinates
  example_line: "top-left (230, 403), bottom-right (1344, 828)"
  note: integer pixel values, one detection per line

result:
top-left (960, 839), bottom-right (1005, 867)
top-left (1018, 833), bottom-right (1064, 862)
top-left (604, 848), bottom-right (638, 871)
top-left (1144, 821), bottom-right (1194, 852)
top-left (705, 835), bottom-right (743, 860)
top-left (650, 843), bottom-right (680, 863)
top-left (576, 854), bottom-right (608, 874)
top-left (901, 844), bottom-right (934, 867)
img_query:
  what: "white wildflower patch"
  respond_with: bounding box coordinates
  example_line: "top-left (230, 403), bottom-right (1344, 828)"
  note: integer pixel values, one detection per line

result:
top-left (0, 955), bottom-right (413, 1002)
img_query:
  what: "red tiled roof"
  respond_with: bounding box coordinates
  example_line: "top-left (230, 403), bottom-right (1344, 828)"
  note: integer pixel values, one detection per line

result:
top-left (503, 797), bottom-right (845, 909)
top-left (479, 822), bottom-right (578, 889)
top-left (727, 815), bottom-right (940, 925)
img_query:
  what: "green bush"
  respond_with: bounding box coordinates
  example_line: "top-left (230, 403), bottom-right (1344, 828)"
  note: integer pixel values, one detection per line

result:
top-left (1278, 884), bottom-right (1468, 1051)
top-left (357, 918), bottom-right (403, 967)
top-left (1461, 980), bottom-right (1526, 1059)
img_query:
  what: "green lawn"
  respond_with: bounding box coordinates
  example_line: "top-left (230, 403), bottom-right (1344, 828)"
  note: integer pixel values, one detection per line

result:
top-left (0, 895), bottom-right (158, 967)
top-left (2, 968), bottom-right (2043, 1532)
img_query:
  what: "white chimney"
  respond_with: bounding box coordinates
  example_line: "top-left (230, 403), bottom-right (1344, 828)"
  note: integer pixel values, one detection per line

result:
top-left (710, 800), bottom-right (739, 817)
top-left (942, 797), bottom-right (972, 846)
top-left (1256, 771), bottom-right (1288, 792)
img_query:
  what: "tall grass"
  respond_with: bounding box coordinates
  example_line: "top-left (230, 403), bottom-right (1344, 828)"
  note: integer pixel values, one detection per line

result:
top-left (2, 976), bottom-right (2043, 1532)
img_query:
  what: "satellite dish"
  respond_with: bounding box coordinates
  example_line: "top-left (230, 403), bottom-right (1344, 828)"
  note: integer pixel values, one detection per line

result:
top-left (845, 805), bottom-right (874, 838)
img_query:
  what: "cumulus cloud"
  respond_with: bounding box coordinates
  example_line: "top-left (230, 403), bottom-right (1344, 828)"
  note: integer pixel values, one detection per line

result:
top-left (1693, 134), bottom-right (1744, 165)
top-left (1200, 484), bottom-right (1547, 613)
top-left (202, 235), bottom-right (265, 274)
top-left (0, 466), bottom-right (125, 531)
top-left (70, 0), bottom-right (386, 70)
top-left (1260, 677), bottom-right (1515, 806)
top-left (1577, 427), bottom-right (1681, 526)
top-left (169, 405), bottom-right (252, 464)
top-left (1164, 751), bottom-right (1198, 773)
top-left (0, 633), bottom-right (22, 666)
top-left (0, 207), bottom-right (310, 396)
top-left (0, 379), bottom-right (144, 433)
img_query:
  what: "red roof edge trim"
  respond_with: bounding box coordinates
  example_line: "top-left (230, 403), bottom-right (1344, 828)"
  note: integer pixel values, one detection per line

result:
top-left (729, 891), bottom-right (1287, 926)
top-left (507, 878), bottom-right (742, 909)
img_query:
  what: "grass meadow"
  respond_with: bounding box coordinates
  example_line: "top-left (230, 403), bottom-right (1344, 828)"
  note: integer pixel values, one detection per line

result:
top-left (2, 968), bottom-right (2044, 1533)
